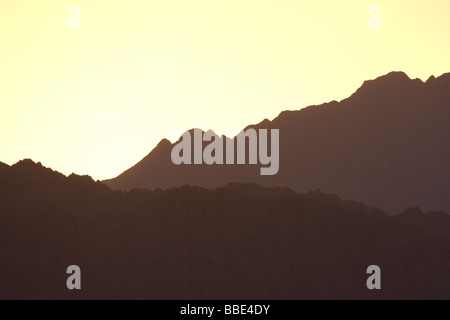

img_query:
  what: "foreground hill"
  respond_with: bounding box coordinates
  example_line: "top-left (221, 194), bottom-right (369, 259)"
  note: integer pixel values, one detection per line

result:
top-left (104, 71), bottom-right (450, 214)
top-left (1, 160), bottom-right (450, 299)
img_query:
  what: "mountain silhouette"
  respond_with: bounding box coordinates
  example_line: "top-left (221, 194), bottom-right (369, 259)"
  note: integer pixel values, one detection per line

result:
top-left (104, 71), bottom-right (450, 214)
top-left (1, 159), bottom-right (450, 299)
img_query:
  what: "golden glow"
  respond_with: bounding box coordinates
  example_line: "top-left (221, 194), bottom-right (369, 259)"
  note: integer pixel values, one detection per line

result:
top-left (1, 0), bottom-right (449, 179)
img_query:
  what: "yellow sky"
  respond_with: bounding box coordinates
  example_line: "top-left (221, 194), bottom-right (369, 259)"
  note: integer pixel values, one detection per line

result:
top-left (1, 0), bottom-right (449, 180)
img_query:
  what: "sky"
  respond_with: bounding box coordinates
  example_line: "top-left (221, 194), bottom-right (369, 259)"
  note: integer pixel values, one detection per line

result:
top-left (0, 0), bottom-right (449, 180)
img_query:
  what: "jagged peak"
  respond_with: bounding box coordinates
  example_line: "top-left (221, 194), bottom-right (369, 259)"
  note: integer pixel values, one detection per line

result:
top-left (359, 71), bottom-right (414, 89)
top-left (426, 75), bottom-right (436, 83)
top-left (343, 71), bottom-right (425, 102)
top-left (13, 158), bottom-right (38, 166)
top-left (157, 138), bottom-right (172, 146)
top-left (11, 159), bottom-right (48, 172)
top-left (151, 137), bottom-right (175, 155)
top-left (376, 71), bottom-right (411, 81)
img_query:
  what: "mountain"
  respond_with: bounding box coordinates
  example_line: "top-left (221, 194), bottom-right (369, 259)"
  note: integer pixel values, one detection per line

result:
top-left (104, 71), bottom-right (450, 214)
top-left (1, 159), bottom-right (450, 299)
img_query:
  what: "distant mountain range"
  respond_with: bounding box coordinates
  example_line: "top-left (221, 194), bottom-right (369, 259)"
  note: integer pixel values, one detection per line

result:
top-left (104, 71), bottom-right (450, 214)
top-left (2, 71), bottom-right (450, 299)
top-left (1, 159), bottom-right (450, 299)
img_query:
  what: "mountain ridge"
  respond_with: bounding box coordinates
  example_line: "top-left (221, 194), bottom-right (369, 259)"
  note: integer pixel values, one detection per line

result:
top-left (1, 158), bottom-right (450, 299)
top-left (103, 71), bottom-right (450, 214)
